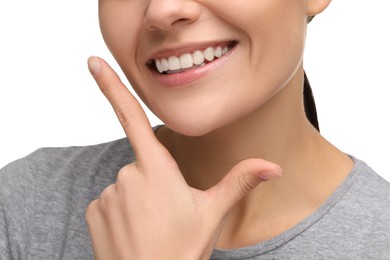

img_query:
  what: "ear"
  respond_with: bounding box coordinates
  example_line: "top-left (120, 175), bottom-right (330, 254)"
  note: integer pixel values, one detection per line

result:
top-left (307, 0), bottom-right (332, 16)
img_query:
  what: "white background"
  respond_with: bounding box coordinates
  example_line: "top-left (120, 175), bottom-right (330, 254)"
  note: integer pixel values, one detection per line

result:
top-left (0, 0), bottom-right (389, 182)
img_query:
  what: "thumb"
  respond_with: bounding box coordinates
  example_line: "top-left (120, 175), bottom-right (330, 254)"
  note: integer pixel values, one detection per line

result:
top-left (207, 159), bottom-right (282, 217)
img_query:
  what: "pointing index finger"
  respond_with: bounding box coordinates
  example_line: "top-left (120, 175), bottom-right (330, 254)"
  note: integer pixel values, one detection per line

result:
top-left (87, 56), bottom-right (163, 161)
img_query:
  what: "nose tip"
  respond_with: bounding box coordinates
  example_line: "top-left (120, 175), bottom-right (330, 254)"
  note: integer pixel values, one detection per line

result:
top-left (144, 0), bottom-right (201, 31)
top-left (146, 17), bottom-right (193, 32)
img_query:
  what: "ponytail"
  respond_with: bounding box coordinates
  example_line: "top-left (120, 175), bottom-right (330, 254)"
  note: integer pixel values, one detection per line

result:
top-left (303, 16), bottom-right (319, 131)
top-left (303, 71), bottom-right (320, 131)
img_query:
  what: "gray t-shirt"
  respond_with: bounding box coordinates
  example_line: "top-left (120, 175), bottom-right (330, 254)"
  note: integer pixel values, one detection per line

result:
top-left (1, 137), bottom-right (389, 259)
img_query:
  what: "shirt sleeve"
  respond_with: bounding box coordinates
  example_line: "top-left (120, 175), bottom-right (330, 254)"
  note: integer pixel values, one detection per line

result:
top-left (0, 207), bottom-right (11, 260)
top-left (0, 168), bottom-right (12, 260)
top-left (0, 153), bottom-right (38, 260)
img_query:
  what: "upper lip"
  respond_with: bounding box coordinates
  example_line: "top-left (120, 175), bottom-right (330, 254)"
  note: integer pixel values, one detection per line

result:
top-left (146, 40), bottom-right (236, 63)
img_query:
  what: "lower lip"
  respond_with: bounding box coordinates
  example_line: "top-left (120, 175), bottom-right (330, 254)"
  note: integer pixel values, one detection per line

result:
top-left (149, 44), bottom-right (237, 89)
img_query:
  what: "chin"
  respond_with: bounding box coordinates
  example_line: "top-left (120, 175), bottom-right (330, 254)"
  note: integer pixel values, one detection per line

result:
top-left (164, 119), bottom-right (220, 137)
top-left (158, 105), bottom-right (247, 137)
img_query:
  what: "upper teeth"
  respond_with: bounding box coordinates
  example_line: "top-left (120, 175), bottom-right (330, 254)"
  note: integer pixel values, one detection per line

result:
top-left (154, 46), bottom-right (229, 74)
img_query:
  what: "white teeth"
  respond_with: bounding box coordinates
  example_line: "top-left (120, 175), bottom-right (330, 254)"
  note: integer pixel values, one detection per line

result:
top-left (155, 59), bottom-right (164, 73)
top-left (192, 50), bottom-right (204, 65)
top-left (222, 47), bottom-right (228, 55)
top-left (161, 58), bottom-right (169, 72)
top-left (215, 47), bottom-right (222, 58)
top-left (180, 53), bottom-right (193, 69)
top-left (168, 56), bottom-right (180, 71)
top-left (203, 47), bottom-right (215, 62)
top-left (153, 44), bottom-right (233, 74)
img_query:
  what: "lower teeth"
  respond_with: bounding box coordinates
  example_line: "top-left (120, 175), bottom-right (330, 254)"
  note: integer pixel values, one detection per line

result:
top-left (165, 62), bottom-right (207, 74)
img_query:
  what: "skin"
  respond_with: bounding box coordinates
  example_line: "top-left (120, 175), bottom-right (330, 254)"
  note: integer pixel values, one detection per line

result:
top-left (86, 0), bottom-right (354, 258)
top-left (86, 57), bottom-right (282, 259)
top-left (99, 0), bottom-right (309, 136)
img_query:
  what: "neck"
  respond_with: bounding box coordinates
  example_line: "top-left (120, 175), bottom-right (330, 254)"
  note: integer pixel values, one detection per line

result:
top-left (159, 66), bottom-right (318, 188)
top-left (156, 66), bottom-right (353, 248)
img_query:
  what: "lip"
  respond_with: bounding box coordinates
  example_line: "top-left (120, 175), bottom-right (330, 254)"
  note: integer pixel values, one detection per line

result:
top-left (147, 41), bottom-right (238, 89)
top-left (146, 40), bottom-right (235, 61)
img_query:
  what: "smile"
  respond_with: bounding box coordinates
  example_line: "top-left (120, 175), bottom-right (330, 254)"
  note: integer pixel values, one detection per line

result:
top-left (147, 41), bottom-right (238, 88)
top-left (148, 41), bottom-right (237, 74)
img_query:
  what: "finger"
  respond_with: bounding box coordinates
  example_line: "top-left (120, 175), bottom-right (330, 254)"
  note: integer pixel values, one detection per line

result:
top-left (87, 56), bottom-right (163, 160)
top-left (207, 159), bottom-right (282, 217)
top-left (85, 200), bottom-right (116, 260)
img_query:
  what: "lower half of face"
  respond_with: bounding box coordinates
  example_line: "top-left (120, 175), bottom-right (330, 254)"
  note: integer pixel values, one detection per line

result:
top-left (100, 0), bottom-right (308, 136)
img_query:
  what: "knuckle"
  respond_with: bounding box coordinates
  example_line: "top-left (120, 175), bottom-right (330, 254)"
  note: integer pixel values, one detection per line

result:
top-left (116, 164), bottom-right (137, 185)
top-left (101, 183), bottom-right (116, 198)
top-left (114, 104), bottom-right (136, 130)
top-left (85, 199), bottom-right (98, 221)
top-left (235, 174), bottom-right (258, 195)
top-left (97, 184), bottom-right (117, 208)
top-left (98, 77), bottom-right (117, 96)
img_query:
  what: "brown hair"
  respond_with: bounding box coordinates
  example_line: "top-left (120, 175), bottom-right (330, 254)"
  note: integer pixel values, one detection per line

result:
top-left (304, 15), bottom-right (320, 131)
top-left (303, 71), bottom-right (319, 131)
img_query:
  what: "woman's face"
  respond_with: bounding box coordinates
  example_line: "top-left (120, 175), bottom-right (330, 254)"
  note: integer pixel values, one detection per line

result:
top-left (99, 0), bottom-right (322, 136)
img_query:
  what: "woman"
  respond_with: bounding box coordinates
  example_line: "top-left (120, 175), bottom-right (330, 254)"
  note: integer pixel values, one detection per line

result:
top-left (1, 0), bottom-right (389, 259)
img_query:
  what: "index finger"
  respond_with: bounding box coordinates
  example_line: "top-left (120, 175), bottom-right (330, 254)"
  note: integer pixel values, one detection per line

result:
top-left (87, 56), bottom-right (164, 160)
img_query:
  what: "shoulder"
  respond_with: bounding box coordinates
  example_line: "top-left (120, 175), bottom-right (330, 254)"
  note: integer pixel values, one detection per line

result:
top-left (278, 157), bottom-right (390, 259)
top-left (332, 157), bottom-right (390, 225)
top-left (0, 137), bottom-right (136, 217)
top-left (317, 157), bottom-right (390, 257)
top-left (0, 137), bottom-right (135, 196)
top-left (0, 138), bottom-right (136, 259)
top-left (346, 157), bottom-right (390, 209)
top-left (343, 158), bottom-right (390, 234)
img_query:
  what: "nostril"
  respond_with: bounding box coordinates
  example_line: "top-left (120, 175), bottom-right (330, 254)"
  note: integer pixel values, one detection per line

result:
top-left (171, 18), bottom-right (191, 27)
top-left (176, 18), bottom-right (189, 23)
top-left (144, 1), bottom-right (201, 32)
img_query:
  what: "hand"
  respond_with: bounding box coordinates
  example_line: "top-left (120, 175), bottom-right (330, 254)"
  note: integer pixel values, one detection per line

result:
top-left (85, 56), bottom-right (282, 260)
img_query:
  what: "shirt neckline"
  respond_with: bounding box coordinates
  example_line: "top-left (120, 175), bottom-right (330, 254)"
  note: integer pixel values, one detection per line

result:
top-left (211, 156), bottom-right (362, 259)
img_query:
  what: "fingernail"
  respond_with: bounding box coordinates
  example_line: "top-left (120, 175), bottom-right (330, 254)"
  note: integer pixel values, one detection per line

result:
top-left (88, 56), bottom-right (101, 76)
top-left (258, 167), bottom-right (283, 181)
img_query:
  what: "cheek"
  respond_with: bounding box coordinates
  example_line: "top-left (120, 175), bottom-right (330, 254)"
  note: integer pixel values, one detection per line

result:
top-left (98, 2), bottom-right (144, 76)
top-left (245, 1), bottom-right (307, 99)
top-left (99, 2), bottom-right (155, 105)
top-left (198, 0), bottom-right (307, 87)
